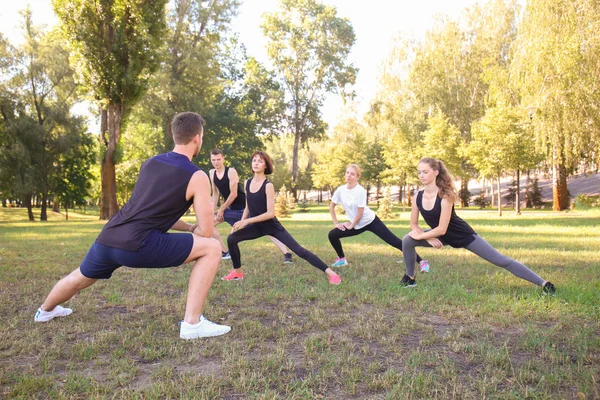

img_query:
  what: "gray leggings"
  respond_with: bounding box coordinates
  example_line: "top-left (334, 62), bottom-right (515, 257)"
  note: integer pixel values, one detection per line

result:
top-left (401, 234), bottom-right (545, 286)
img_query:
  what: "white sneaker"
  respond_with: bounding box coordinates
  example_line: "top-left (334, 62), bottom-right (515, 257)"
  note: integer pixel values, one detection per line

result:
top-left (179, 315), bottom-right (231, 339)
top-left (34, 305), bottom-right (73, 322)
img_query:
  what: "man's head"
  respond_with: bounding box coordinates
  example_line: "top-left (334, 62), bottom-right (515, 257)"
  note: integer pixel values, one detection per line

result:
top-left (171, 112), bottom-right (205, 156)
top-left (210, 148), bottom-right (225, 170)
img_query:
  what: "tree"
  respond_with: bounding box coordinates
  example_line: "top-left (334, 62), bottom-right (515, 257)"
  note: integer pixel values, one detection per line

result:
top-left (469, 105), bottom-right (541, 215)
top-left (53, 0), bottom-right (168, 219)
top-left (0, 9), bottom-right (92, 221)
top-left (53, 121), bottom-right (96, 220)
top-left (262, 0), bottom-right (357, 197)
top-left (512, 0), bottom-right (600, 210)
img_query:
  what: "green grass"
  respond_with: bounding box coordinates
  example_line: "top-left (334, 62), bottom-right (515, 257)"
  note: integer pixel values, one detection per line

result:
top-left (1, 205), bottom-right (599, 399)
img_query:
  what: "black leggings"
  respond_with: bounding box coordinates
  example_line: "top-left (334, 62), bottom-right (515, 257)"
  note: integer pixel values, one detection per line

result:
top-left (328, 216), bottom-right (423, 264)
top-left (227, 224), bottom-right (328, 272)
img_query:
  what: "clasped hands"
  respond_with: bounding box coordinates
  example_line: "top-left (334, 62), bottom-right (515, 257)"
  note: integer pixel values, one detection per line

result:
top-left (407, 230), bottom-right (443, 248)
top-left (335, 222), bottom-right (354, 231)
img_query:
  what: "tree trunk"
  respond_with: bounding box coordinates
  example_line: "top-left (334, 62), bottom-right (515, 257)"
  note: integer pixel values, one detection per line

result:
top-left (552, 162), bottom-right (569, 211)
top-left (290, 127), bottom-right (301, 200)
top-left (460, 180), bottom-right (468, 208)
top-left (99, 104), bottom-right (122, 220)
top-left (40, 191), bottom-right (48, 221)
top-left (53, 198), bottom-right (60, 213)
top-left (65, 204), bottom-right (69, 221)
top-left (497, 173), bottom-right (502, 217)
top-left (2, 199), bottom-right (6, 207)
top-left (515, 168), bottom-right (521, 215)
top-left (24, 195), bottom-right (34, 221)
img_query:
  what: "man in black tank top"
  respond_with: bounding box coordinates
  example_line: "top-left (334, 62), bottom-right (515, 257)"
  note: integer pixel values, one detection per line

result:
top-left (209, 149), bottom-right (293, 263)
top-left (34, 113), bottom-right (231, 339)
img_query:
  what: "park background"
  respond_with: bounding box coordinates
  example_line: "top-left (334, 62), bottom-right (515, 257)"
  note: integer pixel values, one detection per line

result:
top-left (0, 0), bottom-right (599, 398)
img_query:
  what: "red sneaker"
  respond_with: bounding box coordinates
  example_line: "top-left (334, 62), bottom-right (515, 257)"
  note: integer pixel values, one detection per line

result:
top-left (221, 269), bottom-right (244, 281)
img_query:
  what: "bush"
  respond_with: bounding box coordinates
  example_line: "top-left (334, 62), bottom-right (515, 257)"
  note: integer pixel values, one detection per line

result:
top-left (575, 194), bottom-right (600, 207)
top-left (334, 202), bottom-right (346, 215)
top-left (377, 187), bottom-right (396, 219)
top-left (298, 199), bottom-right (309, 212)
top-left (473, 192), bottom-right (489, 209)
top-left (275, 189), bottom-right (290, 218)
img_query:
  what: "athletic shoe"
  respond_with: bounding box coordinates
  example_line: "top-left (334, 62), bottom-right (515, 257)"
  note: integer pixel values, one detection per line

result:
top-left (329, 273), bottom-right (341, 285)
top-left (34, 305), bottom-right (73, 322)
top-left (221, 269), bottom-right (244, 281)
top-left (542, 281), bottom-right (556, 296)
top-left (283, 253), bottom-right (293, 264)
top-left (331, 257), bottom-right (348, 267)
top-left (180, 315), bottom-right (231, 339)
top-left (419, 259), bottom-right (430, 273)
top-left (399, 274), bottom-right (416, 288)
top-left (221, 251), bottom-right (231, 260)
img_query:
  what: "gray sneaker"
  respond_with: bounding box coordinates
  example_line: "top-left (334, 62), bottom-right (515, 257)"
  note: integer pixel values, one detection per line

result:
top-left (283, 253), bottom-right (293, 264)
top-left (180, 315), bottom-right (231, 339)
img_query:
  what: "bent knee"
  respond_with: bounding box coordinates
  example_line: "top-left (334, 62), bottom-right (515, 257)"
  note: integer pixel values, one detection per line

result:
top-left (190, 236), bottom-right (221, 259)
top-left (402, 234), bottom-right (417, 245)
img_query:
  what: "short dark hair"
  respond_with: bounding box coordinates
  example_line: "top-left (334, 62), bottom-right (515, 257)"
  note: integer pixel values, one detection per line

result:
top-left (251, 151), bottom-right (274, 175)
top-left (210, 148), bottom-right (224, 156)
top-left (171, 112), bottom-right (205, 144)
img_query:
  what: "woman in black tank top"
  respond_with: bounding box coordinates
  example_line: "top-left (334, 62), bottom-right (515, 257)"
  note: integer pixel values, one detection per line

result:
top-left (222, 151), bottom-right (341, 285)
top-left (399, 157), bottom-right (555, 295)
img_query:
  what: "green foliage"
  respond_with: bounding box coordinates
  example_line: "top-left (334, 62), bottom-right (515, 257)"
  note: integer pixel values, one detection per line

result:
top-left (575, 194), bottom-right (600, 208)
top-left (52, 0), bottom-right (167, 109)
top-left (0, 10), bottom-right (94, 220)
top-left (262, 0), bottom-right (357, 191)
top-left (421, 111), bottom-right (464, 174)
top-left (311, 112), bottom-right (368, 194)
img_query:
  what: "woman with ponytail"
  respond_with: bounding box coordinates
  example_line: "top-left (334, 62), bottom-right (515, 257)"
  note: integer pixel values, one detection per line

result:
top-left (399, 158), bottom-right (555, 295)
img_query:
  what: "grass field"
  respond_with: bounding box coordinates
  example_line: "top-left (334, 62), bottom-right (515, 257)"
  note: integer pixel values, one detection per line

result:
top-left (1, 205), bottom-right (599, 399)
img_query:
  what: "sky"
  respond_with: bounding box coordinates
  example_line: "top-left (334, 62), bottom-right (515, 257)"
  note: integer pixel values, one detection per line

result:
top-left (0, 0), bottom-right (485, 130)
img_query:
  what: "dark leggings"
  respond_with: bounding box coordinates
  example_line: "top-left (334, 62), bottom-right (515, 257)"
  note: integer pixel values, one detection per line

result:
top-left (328, 216), bottom-right (423, 264)
top-left (227, 224), bottom-right (328, 272)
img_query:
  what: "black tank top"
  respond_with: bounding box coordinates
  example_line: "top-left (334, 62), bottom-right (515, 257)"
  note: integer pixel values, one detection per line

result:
top-left (96, 152), bottom-right (198, 251)
top-left (245, 179), bottom-right (283, 230)
top-left (213, 167), bottom-right (246, 210)
top-left (417, 190), bottom-right (476, 248)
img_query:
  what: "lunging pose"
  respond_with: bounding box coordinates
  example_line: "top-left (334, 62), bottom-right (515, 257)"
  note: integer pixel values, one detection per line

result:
top-left (34, 112), bottom-right (231, 339)
top-left (209, 149), bottom-right (293, 263)
top-left (329, 164), bottom-right (429, 272)
top-left (222, 151), bottom-right (341, 285)
top-left (400, 157), bottom-right (556, 295)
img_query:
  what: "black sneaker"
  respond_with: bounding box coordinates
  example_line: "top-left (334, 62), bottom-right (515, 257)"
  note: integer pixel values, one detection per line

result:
top-left (400, 274), bottom-right (416, 288)
top-left (283, 253), bottom-right (293, 264)
top-left (542, 281), bottom-right (556, 296)
top-left (221, 251), bottom-right (231, 260)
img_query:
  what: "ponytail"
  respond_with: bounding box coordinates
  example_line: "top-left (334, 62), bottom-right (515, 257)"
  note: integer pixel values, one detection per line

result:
top-left (419, 158), bottom-right (457, 203)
